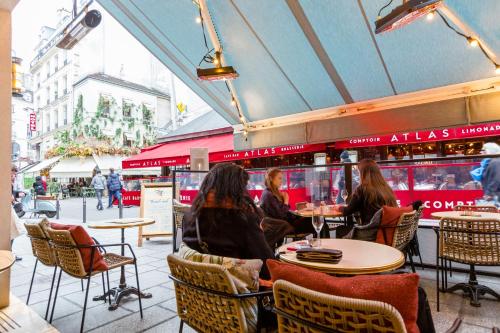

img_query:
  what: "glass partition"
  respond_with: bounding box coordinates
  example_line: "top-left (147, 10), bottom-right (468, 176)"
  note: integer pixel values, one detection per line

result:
top-left (174, 171), bottom-right (208, 204)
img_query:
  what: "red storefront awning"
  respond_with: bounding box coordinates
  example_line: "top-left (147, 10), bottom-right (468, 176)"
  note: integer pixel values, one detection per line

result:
top-left (122, 133), bottom-right (326, 169)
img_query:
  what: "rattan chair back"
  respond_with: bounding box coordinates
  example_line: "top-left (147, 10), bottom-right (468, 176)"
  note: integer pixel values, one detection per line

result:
top-left (411, 206), bottom-right (424, 235)
top-left (45, 228), bottom-right (87, 278)
top-left (167, 254), bottom-right (247, 333)
top-left (24, 222), bottom-right (57, 266)
top-left (454, 205), bottom-right (498, 213)
top-left (173, 204), bottom-right (190, 229)
top-left (390, 211), bottom-right (417, 251)
top-left (439, 217), bottom-right (500, 265)
top-left (273, 280), bottom-right (407, 333)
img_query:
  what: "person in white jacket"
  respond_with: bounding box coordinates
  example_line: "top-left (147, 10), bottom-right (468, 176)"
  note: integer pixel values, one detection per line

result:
top-left (91, 170), bottom-right (106, 210)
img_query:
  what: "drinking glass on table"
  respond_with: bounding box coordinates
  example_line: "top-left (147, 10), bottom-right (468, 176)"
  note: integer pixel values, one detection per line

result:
top-left (311, 204), bottom-right (324, 248)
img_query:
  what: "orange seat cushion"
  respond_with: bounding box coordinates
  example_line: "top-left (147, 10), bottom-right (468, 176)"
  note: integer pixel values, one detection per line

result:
top-left (376, 205), bottom-right (413, 246)
top-left (50, 223), bottom-right (108, 272)
top-left (268, 259), bottom-right (419, 333)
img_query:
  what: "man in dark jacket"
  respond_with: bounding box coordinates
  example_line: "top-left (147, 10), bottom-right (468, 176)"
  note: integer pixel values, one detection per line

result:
top-left (33, 176), bottom-right (46, 195)
top-left (107, 168), bottom-right (122, 208)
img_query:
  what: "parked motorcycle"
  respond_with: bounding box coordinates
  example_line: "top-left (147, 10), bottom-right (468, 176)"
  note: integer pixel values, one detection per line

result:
top-left (15, 191), bottom-right (57, 218)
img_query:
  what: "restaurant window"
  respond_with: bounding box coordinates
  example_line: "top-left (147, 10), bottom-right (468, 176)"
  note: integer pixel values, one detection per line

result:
top-left (122, 99), bottom-right (133, 118)
top-left (63, 104), bottom-right (68, 125)
top-left (387, 144), bottom-right (411, 160)
top-left (412, 142), bottom-right (438, 159)
top-left (381, 166), bottom-right (409, 191)
top-left (413, 163), bottom-right (481, 191)
top-left (247, 171), bottom-right (266, 190)
top-left (444, 140), bottom-right (482, 156)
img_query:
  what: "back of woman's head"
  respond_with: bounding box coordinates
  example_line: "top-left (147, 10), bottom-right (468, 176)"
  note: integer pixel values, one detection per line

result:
top-left (191, 163), bottom-right (253, 216)
top-left (358, 159), bottom-right (397, 207)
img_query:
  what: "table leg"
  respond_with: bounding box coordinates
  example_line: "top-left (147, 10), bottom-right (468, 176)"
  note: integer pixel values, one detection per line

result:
top-left (93, 228), bottom-right (152, 310)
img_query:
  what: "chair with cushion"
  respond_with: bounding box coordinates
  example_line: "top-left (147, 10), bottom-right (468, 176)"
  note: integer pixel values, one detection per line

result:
top-left (273, 279), bottom-right (407, 333)
top-left (345, 208), bottom-right (382, 241)
top-left (454, 205), bottom-right (498, 213)
top-left (24, 221), bottom-right (58, 320)
top-left (436, 217), bottom-right (500, 309)
top-left (45, 225), bottom-right (144, 333)
top-left (167, 254), bottom-right (273, 332)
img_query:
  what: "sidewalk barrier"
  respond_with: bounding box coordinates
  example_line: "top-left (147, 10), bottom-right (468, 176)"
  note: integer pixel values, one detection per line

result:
top-left (82, 193), bottom-right (86, 223)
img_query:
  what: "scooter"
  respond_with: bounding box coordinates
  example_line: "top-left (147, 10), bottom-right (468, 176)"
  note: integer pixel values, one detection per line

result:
top-left (15, 191), bottom-right (57, 218)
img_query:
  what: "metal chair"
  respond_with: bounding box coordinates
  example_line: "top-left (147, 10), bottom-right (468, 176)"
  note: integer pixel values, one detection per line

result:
top-left (272, 279), bottom-right (407, 333)
top-left (24, 222), bottom-right (58, 320)
top-left (167, 254), bottom-right (272, 332)
top-left (380, 211), bottom-right (418, 273)
top-left (45, 227), bottom-right (144, 333)
top-left (408, 206), bottom-right (424, 268)
top-left (436, 217), bottom-right (500, 309)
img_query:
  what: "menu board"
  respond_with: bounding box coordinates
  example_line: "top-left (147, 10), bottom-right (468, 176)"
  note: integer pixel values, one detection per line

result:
top-left (138, 183), bottom-right (173, 246)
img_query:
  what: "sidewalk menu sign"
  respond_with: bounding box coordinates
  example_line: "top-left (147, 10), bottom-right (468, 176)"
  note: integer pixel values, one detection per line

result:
top-left (138, 182), bottom-right (173, 246)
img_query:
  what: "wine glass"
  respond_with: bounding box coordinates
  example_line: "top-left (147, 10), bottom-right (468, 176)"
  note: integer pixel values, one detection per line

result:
top-left (311, 205), bottom-right (324, 248)
top-left (341, 189), bottom-right (348, 203)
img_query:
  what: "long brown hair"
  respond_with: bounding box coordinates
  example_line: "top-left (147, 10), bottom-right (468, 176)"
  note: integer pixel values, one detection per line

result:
top-left (265, 168), bottom-right (284, 202)
top-left (358, 159), bottom-right (397, 208)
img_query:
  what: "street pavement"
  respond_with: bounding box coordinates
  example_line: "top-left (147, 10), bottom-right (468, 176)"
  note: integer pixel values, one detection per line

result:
top-left (10, 198), bottom-right (500, 332)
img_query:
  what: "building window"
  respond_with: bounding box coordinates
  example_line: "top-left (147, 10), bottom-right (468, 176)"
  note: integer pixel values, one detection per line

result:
top-left (53, 109), bottom-right (58, 129)
top-left (36, 73), bottom-right (41, 88)
top-left (45, 114), bottom-right (50, 133)
top-left (122, 99), bottom-right (133, 118)
top-left (62, 50), bottom-right (68, 65)
top-left (54, 82), bottom-right (58, 100)
top-left (54, 55), bottom-right (59, 72)
top-left (99, 94), bottom-right (112, 117)
top-left (63, 104), bottom-right (68, 125)
top-left (46, 87), bottom-right (50, 105)
top-left (46, 63), bottom-right (50, 79)
top-left (123, 134), bottom-right (132, 147)
top-left (62, 76), bottom-right (68, 94)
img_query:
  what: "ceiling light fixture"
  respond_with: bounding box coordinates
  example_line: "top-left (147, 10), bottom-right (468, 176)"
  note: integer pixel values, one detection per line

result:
top-left (467, 37), bottom-right (478, 47)
top-left (426, 11), bottom-right (436, 20)
top-left (375, 0), bottom-right (442, 34)
top-left (195, 16), bottom-right (202, 24)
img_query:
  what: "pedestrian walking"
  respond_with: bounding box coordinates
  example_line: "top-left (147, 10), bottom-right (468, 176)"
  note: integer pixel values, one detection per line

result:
top-left (107, 168), bottom-right (122, 208)
top-left (91, 170), bottom-right (106, 210)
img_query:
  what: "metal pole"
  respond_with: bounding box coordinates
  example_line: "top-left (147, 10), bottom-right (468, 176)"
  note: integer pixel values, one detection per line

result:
top-left (344, 164), bottom-right (353, 225)
top-left (82, 193), bottom-right (86, 223)
top-left (118, 195), bottom-right (123, 219)
top-left (56, 197), bottom-right (60, 219)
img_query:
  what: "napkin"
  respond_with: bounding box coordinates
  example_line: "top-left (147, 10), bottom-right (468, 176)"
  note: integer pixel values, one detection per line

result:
top-left (296, 248), bottom-right (343, 264)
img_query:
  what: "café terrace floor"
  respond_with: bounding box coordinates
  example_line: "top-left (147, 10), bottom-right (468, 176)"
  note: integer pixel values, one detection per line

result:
top-left (10, 200), bottom-right (500, 332)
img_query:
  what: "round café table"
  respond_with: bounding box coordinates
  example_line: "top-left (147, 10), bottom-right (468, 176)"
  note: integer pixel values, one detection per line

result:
top-left (88, 218), bottom-right (155, 310)
top-left (0, 251), bottom-right (15, 274)
top-left (431, 211), bottom-right (500, 220)
top-left (278, 239), bottom-right (405, 275)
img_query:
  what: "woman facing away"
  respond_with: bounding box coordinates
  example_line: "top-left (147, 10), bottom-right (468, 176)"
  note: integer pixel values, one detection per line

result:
top-left (260, 168), bottom-right (325, 236)
top-left (182, 163), bottom-right (274, 278)
top-left (337, 159), bottom-right (398, 237)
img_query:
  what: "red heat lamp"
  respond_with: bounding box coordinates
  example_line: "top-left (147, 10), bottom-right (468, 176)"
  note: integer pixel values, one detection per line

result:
top-left (196, 66), bottom-right (239, 81)
top-left (375, 0), bottom-right (442, 34)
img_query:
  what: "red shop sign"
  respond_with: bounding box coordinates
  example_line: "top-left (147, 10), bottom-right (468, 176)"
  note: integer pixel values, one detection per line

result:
top-left (210, 143), bottom-right (326, 162)
top-left (123, 156), bottom-right (190, 168)
top-left (336, 121), bottom-right (500, 148)
top-left (29, 113), bottom-right (36, 131)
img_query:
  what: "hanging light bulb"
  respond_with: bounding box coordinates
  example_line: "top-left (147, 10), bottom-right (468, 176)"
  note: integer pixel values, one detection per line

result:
top-left (195, 16), bottom-right (202, 24)
top-left (213, 57), bottom-right (219, 65)
top-left (426, 11), bottom-right (435, 21)
top-left (239, 114), bottom-right (245, 122)
top-left (243, 129), bottom-right (248, 136)
top-left (495, 64), bottom-right (500, 75)
top-left (231, 97), bottom-right (236, 106)
top-left (467, 37), bottom-right (478, 47)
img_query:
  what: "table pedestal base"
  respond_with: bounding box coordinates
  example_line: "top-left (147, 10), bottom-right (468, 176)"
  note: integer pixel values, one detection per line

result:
top-left (93, 285), bottom-right (152, 310)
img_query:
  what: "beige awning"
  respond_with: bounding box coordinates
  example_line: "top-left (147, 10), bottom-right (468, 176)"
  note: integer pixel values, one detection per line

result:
top-left (93, 155), bottom-right (124, 175)
top-left (50, 157), bottom-right (97, 179)
top-left (23, 156), bottom-right (62, 176)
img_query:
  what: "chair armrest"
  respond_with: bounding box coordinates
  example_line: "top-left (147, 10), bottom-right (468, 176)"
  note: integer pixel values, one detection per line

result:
top-left (353, 223), bottom-right (378, 231)
top-left (76, 243), bottom-right (136, 259)
top-left (234, 289), bottom-right (274, 300)
top-left (91, 237), bottom-right (107, 254)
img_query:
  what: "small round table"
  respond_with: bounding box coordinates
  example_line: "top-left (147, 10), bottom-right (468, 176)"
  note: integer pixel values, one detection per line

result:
top-left (431, 211), bottom-right (500, 220)
top-left (0, 251), bottom-right (15, 274)
top-left (88, 218), bottom-right (155, 310)
top-left (278, 239), bottom-right (405, 275)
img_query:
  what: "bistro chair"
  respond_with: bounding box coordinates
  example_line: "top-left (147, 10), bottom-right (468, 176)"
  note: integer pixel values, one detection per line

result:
top-left (379, 211), bottom-right (418, 273)
top-left (272, 279), bottom-right (407, 333)
top-left (436, 217), bottom-right (500, 309)
top-left (454, 205), bottom-right (498, 213)
top-left (167, 254), bottom-right (273, 332)
top-left (45, 227), bottom-right (144, 333)
top-left (408, 206), bottom-right (425, 269)
top-left (24, 222), bottom-right (58, 320)
top-left (172, 200), bottom-right (191, 253)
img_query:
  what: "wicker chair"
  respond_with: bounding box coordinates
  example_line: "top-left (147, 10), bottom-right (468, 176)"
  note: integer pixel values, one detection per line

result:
top-left (436, 217), bottom-right (500, 309)
top-left (379, 211), bottom-right (418, 273)
top-left (24, 222), bottom-right (58, 320)
top-left (173, 201), bottom-right (191, 253)
top-left (45, 227), bottom-right (144, 333)
top-left (167, 254), bottom-right (273, 332)
top-left (407, 206), bottom-right (424, 269)
top-left (273, 279), bottom-right (407, 333)
top-left (454, 205), bottom-right (498, 213)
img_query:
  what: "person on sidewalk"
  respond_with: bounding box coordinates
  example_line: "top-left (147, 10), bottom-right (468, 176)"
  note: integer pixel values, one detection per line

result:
top-left (91, 170), bottom-right (106, 210)
top-left (107, 168), bottom-right (122, 208)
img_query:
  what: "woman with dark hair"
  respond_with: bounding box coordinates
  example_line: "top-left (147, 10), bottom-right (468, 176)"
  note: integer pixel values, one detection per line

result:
top-left (182, 163), bottom-right (274, 277)
top-left (337, 159), bottom-right (397, 237)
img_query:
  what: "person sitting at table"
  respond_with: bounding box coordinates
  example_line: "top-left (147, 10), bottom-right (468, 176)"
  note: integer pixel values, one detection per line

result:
top-left (337, 159), bottom-right (398, 238)
top-left (260, 168), bottom-right (320, 236)
top-left (182, 163), bottom-right (274, 278)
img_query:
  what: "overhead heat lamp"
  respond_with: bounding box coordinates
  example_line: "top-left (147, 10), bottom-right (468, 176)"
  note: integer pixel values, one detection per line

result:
top-left (197, 51), bottom-right (239, 81)
top-left (375, 0), bottom-right (442, 34)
